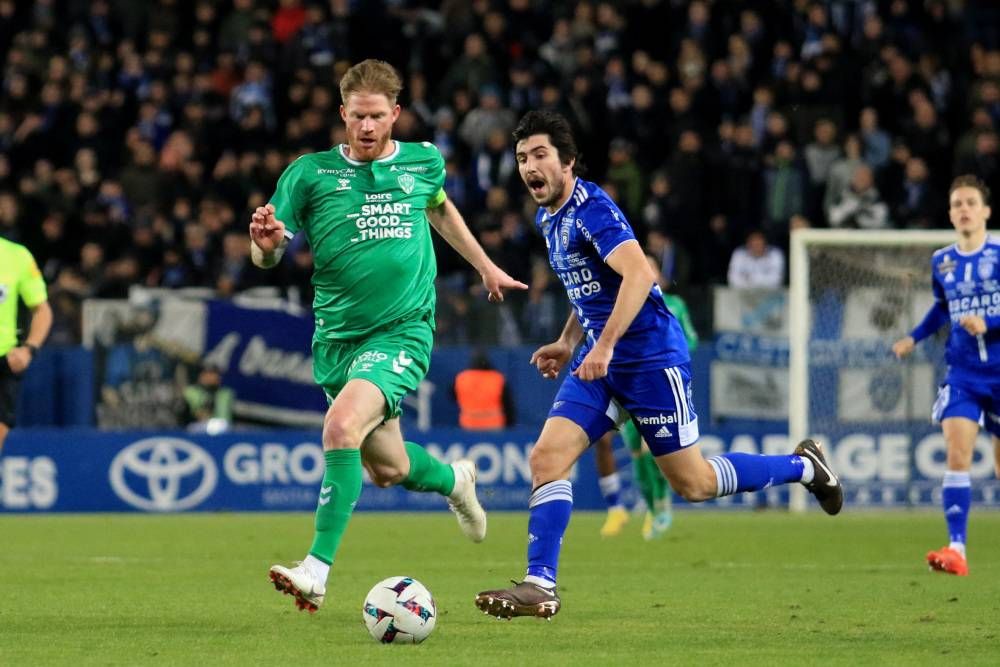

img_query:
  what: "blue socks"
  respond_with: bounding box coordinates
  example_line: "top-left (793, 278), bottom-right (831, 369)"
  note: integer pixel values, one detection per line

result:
top-left (707, 453), bottom-right (805, 496)
top-left (524, 480), bottom-right (573, 588)
top-left (942, 471), bottom-right (971, 553)
top-left (598, 473), bottom-right (623, 509)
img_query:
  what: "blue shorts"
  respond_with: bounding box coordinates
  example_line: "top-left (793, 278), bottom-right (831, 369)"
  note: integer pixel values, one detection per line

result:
top-left (549, 362), bottom-right (699, 456)
top-left (932, 379), bottom-right (1000, 438)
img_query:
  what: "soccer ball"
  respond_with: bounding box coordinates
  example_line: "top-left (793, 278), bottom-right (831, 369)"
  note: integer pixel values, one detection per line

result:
top-left (362, 576), bottom-right (437, 644)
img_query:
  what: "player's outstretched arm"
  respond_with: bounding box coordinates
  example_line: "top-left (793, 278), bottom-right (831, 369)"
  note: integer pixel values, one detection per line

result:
top-left (249, 203), bottom-right (289, 269)
top-left (427, 198), bottom-right (528, 302)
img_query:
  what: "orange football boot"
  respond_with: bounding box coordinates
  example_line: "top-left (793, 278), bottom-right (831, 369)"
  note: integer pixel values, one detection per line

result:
top-left (926, 546), bottom-right (969, 576)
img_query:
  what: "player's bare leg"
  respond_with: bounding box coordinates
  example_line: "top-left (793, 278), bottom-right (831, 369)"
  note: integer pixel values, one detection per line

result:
top-left (927, 417), bottom-right (977, 576)
top-left (594, 432), bottom-right (628, 536)
top-left (653, 445), bottom-right (719, 502)
top-left (476, 417), bottom-right (588, 619)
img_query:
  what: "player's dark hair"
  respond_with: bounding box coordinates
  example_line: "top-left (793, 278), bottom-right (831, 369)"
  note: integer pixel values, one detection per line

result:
top-left (949, 174), bottom-right (991, 206)
top-left (512, 110), bottom-right (585, 176)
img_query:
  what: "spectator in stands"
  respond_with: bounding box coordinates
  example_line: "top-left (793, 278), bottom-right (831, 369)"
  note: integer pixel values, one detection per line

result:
top-left (761, 140), bottom-right (804, 242)
top-left (954, 130), bottom-right (1000, 197)
top-left (892, 157), bottom-right (944, 228)
top-left (470, 128), bottom-right (517, 206)
top-left (452, 349), bottom-right (514, 430)
top-left (182, 363), bottom-right (235, 434)
top-left (458, 84), bottom-right (516, 153)
top-left (442, 32), bottom-right (499, 102)
top-left (804, 118), bottom-right (842, 220)
top-left (727, 229), bottom-right (785, 289)
top-left (859, 107), bottom-right (892, 172)
top-left (824, 134), bottom-right (864, 223)
top-left (827, 163), bottom-right (890, 228)
top-left (607, 138), bottom-right (644, 222)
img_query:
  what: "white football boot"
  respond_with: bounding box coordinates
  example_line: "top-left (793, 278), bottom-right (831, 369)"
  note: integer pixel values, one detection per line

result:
top-left (268, 562), bottom-right (326, 613)
top-left (448, 459), bottom-right (487, 543)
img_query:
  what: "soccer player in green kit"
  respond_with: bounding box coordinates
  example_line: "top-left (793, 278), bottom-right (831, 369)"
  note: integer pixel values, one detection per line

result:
top-left (250, 59), bottom-right (527, 613)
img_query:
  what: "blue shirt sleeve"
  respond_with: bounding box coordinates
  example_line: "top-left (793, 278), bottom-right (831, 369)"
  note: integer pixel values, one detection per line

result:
top-left (911, 266), bottom-right (949, 342)
top-left (579, 202), bottom-right (635, 260)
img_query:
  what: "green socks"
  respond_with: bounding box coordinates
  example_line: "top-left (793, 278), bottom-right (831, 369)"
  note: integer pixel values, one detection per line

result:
top-left (308, 449), bottom-right (363, 565)
top-left (632, 452), bottom-right (658, 512)
top-left (632, 451), bottom-right (672, 510)
top-left (400, 441), bottom-right (456, 495)
top-left (306, 444), bottom-right (457, 566)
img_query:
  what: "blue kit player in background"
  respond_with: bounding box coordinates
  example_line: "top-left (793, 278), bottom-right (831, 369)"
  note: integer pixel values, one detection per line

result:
top-left (893, 174), bottom-right (1000, 577)
top-left (475, 110), bottom-right (843, 620)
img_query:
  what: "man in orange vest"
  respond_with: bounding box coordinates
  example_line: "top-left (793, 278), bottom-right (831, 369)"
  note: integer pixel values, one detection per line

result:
top-left (453, 350), bottom-right (514, 430)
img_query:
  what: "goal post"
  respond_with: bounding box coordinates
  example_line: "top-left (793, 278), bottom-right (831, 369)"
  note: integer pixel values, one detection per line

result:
top-left (788, 228), bottom-right (955, 512)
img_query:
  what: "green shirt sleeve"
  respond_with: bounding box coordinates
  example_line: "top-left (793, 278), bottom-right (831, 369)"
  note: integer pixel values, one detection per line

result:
top-left (18, 247), bottom-right (47, 307)
top-left (270, 156), bottom-right (310, 235)
top-left (427, 144), bottom-right (447, 208)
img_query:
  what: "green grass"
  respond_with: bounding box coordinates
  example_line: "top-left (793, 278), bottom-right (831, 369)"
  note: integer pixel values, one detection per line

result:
top-left (1, 511), bottom-right (998, 666)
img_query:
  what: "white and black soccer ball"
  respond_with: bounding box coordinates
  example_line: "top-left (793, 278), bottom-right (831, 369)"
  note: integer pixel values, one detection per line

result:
top-left (362, 576), bottom-right (437, 644)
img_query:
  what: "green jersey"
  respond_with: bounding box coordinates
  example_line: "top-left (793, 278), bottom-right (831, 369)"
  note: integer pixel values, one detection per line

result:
top-left (661, 293), bottom-right (698, 352)
top-left (0, 238), bottom-right (47, 355)
top-left (271, 141), bottom-right (447, 341)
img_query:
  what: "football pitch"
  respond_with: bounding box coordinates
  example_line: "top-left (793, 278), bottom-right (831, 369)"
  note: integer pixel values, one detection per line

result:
top-left (2, 511), bottom-right (997, 666)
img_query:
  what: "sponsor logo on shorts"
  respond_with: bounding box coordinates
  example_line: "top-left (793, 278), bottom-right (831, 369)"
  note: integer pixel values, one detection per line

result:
top-left (350, 350), bottom-right (388, 374)
top-left (634, 413), bottom-right (676, 426)
top-left (654, 425), bottom-right (672, 438)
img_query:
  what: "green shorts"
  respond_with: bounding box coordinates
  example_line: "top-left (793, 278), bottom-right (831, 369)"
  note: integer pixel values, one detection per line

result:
top-left (312, 317), bottom-right (433, 420)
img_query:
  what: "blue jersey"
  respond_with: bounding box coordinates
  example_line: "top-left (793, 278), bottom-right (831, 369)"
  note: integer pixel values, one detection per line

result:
top-left (535, 178), bottom-right (689, 370)
top-left (912, 234), bottom-right (1000, 380)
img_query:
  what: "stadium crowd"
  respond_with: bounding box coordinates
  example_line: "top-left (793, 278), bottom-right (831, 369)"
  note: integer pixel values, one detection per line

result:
top-left (1, 0), bottom-right (998, 345)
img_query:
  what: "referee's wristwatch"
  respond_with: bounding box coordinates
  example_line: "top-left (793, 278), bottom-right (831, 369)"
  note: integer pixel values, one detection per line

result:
top-left (23, 343), bottom-right (38, 357)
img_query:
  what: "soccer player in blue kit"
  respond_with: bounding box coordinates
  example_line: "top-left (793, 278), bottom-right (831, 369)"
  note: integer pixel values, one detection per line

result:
top-left (893, 175), bottom-right (1000, 577)
top-left (475, 111), bottom-right (843, 619)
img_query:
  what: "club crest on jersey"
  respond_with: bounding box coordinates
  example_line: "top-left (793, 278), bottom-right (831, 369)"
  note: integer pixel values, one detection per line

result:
top-left (938, 254), bottom-right (956, 282)
top-left (977, 256), bottom-right (996, 280)
top-left (559, 216), bottom-right (572, 251)
top-left (397, 173), bottom-right (415, 194)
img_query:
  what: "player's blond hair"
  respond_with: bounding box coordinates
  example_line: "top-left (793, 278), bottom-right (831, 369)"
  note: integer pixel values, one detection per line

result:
top-left (339, 59), bottom-right (403, 106)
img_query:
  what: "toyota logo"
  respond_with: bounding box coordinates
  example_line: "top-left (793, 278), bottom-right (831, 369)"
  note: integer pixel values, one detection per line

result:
top-left (109, 437), bottom-right (218, 511)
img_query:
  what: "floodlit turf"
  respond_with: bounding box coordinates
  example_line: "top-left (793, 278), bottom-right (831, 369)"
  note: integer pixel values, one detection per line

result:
top-left (1, 510), bottom-right (998, 666)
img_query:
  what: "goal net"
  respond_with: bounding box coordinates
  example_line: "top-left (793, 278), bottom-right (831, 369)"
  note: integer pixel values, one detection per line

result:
top-left (788, 229), bottom-right (960, 511)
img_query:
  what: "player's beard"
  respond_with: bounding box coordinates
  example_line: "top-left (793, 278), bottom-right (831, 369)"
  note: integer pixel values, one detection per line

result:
top-left (349, 131), bottom-right (390, 161)
top-left (538, 178), bottom-right (566, 210)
